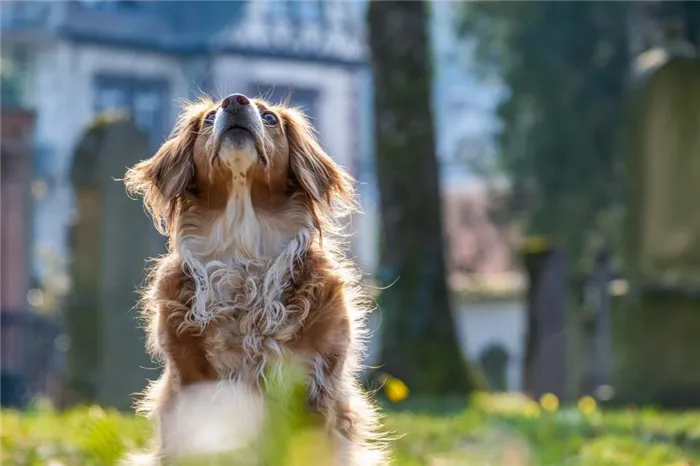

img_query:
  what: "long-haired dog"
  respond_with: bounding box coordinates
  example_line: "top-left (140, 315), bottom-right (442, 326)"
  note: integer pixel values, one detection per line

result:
top-left (123, 93), bottom-right (387, 465)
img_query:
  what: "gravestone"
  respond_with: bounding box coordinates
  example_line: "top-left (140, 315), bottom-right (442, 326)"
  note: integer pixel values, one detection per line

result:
top-left (64, 113), bottom-right (163, 409)
top-left (618, 55), bottom-right (700, 407)
top-left (522, 245), bottom-right (567, 400)
top-left (479, 344), bottom-right (509, 392)
top-left (578, 248), bottom-right (612, 398)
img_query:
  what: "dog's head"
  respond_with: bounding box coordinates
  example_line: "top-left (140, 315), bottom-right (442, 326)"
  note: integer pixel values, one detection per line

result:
top-left (124, 94), bottom-right (355, 244)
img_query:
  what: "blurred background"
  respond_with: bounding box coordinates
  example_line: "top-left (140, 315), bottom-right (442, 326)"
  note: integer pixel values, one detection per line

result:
top-left (2, 1), bottom-right (700, 464)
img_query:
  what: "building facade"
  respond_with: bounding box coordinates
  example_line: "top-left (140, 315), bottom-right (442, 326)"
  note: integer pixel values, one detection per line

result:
top-left (0, 107), bottom-right (33, 312)
top-left (1, 0), bottom-right (368, 287)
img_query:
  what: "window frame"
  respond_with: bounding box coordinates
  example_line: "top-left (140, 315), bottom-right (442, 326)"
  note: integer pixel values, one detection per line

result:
top-left (93, 74), bottom-right (170, 151)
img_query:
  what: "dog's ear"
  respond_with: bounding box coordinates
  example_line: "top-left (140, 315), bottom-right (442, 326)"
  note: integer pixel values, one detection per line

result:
top-left (124, 116), bottom-right (198, 234)
top-left (285, 109), bottom-right (356, 221)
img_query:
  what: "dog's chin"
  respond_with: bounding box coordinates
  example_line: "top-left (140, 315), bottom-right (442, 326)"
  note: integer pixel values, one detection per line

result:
top-left (215, 127), bottom-right (268, 169)
top-left (222, 126), bottom-right (255, 147)
top-left (216, 131), bottom-right (257, 166)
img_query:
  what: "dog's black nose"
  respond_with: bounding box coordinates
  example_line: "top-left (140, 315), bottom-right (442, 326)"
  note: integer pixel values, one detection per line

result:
top-left (221, 93), bottom-right (250, 110)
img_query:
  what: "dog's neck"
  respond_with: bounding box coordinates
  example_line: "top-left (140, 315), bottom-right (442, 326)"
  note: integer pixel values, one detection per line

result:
top-left (173, 186), bottom-right (313, 326)
top-left (178, 195), bottom-right (278, 262)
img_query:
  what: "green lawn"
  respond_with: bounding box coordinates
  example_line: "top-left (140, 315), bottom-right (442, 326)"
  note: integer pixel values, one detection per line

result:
top-left (2, 393), bottom-right (700, 465)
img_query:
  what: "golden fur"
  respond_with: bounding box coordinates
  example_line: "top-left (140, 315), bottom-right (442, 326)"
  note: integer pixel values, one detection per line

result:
top-left (123, 95), bottom-right (387, 464)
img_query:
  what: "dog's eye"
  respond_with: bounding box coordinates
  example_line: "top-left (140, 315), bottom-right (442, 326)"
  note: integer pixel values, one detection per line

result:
top-left (262, 112), bottom-right (278, 126)
top-left (204, 110), bottom-right (217, 125)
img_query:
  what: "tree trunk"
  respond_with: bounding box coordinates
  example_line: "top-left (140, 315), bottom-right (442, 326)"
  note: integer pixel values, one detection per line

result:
top-left (368, 1), bottom-right (477, 395)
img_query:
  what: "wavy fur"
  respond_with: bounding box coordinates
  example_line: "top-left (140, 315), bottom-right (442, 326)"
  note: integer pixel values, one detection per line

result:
top-left (123, 95), bottom-right (388, 464)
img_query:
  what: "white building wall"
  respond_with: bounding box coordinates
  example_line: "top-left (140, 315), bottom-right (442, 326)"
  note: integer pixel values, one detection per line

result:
top-left (430, 1), bottom-right (503, 194)
top-left (366, 301), bottom-right (526, 391)
top-left (354, 67), bottom-right (379, 274)
top-left (453, 301), bottom-right (526, 391)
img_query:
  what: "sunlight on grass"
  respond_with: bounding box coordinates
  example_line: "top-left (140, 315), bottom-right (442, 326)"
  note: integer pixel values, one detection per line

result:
top-left (3, 393), bottom-right (700, 465)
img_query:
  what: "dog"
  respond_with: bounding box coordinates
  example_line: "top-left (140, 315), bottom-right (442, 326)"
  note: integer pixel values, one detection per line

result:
top-left (123, 93), bottom-right (387, 465)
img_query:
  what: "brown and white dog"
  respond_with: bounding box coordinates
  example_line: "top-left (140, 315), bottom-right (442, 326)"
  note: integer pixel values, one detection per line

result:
top-left (123, 94), bottom-right (386, 464)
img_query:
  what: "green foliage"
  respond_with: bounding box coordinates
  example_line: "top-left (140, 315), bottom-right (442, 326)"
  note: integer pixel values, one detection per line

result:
top-left (612, 292), bottom-right (700, 408)
top-left (1, 403), bottom-right (151, 465)
top-left (459, 2), bottom-right (631, 270)
top-left (258, 361), bottom-right (332, 465)
top-left (3, 394), bottom-right (700, 465)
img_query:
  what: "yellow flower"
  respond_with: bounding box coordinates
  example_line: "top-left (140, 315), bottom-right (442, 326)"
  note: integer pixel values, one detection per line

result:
top-left (523, 401), bottom-right (541, 419)
top-left (384, 376), bottom-right (409, 403)
top-left (539, 393), bottom-right (559, 412)
top-left (577, 396), bottom-right (597, 415)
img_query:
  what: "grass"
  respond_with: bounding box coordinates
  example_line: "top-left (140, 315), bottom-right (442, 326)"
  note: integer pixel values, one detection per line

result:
top-left (2, 393), bottom-right (700, 465)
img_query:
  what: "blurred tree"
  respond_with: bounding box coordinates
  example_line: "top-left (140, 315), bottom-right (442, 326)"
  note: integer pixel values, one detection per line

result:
top-left (459, 2), bottom-right (631, 271)
top-left (459, 2), bottom-right (631, 404)
top-left (368, 1), bottom-right (478, 394)
top-left (641, 1), bottom-right (700, 50)
top-left (461, 2), bottom-right (700, 407)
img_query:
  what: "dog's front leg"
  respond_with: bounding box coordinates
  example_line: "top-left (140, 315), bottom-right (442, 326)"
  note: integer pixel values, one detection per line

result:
top-left (295, 286), bottom-right (385, 465)
top-left (310, 350), bottom-right (389, 466)
top-left (145, 257), bottom-right (220, 461)
top-left (304, 316), bottom-right (372, 465)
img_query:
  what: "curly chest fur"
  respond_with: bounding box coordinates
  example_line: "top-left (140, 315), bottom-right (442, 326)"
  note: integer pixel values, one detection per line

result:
top-left (153, 250), bottom-right (350, 389)
top-left (197, 267), bottom-right (314, 382)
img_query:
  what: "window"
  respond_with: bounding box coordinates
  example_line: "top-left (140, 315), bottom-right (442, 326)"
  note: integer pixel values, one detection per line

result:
top-left (94, 87), bottom-right (128, 111)
top-left (291, 1), bottom-right (320, 24)
top-left (267, 0), bottom-right (324, 23)
top-left (79, 0), bottom-right (101, 6)
top-left (80, 0), bottom-right (138, 10)
top-left (94, 75), bottom-right (169, 150)
top-left (133, 91), bottom-right (161, 137)
top-left (266, 1), bottom-right (288, 20)
top-left (248, 84), bottom-right (320, 126)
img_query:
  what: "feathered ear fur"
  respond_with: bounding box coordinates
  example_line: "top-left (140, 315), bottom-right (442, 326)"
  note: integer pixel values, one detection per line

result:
top-left (124, 113), bottom-right (199, 234)
top-left (284, 108), bottom-right (357, 231)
